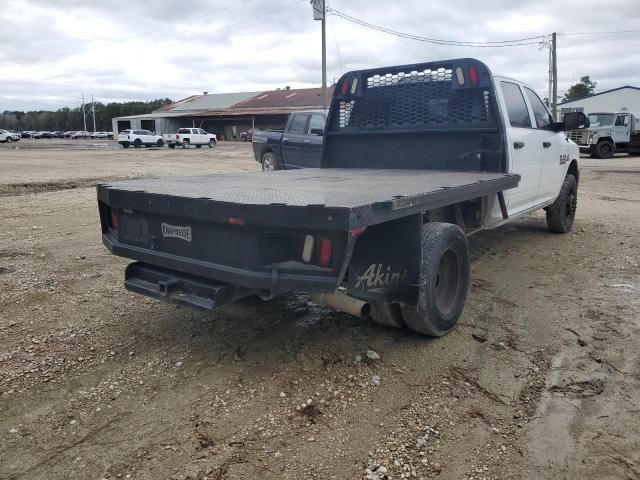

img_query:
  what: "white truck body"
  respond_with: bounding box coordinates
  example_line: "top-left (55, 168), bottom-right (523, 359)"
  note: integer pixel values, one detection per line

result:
top-left (163, 128), bottom-right (217, 149)
top-left (568, 112), bottom-right (640, 158)
top-left (487, 75), bottom-right (579, 223)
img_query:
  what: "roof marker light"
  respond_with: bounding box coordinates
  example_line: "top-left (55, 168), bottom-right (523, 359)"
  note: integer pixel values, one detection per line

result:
top-left (455, 67), bottom-right (465, 86)
top-left (350, 78), bottom-right (359, 95)
top-left (467, 64), bottom-right (479, 85)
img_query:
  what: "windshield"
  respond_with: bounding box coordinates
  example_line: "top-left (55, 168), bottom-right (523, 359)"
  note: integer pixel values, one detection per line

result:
top-left (588, 114), bottom-right (614, 127)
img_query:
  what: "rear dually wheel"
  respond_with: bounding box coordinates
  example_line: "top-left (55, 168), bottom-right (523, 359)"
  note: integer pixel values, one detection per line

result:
top-left (400, 222), bottom-right (470, 336)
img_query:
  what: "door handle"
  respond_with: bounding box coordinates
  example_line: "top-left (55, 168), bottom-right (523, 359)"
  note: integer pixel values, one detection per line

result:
top-left (514, 141), bottom-right (525, 149)
top-left (303, 139), bottom-right (311, 143)
top-left (282, 138), bottom-right (289, 142)
top-left (543, 142), bottom-right (552, 148)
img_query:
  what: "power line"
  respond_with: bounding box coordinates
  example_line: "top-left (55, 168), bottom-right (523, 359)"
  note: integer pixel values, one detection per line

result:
top-left (559, 30), bottom-right (640, 36)
top-left (327, 2), bottom-right (343, 76)
top-left (328, 7), bottom-right (548, 47)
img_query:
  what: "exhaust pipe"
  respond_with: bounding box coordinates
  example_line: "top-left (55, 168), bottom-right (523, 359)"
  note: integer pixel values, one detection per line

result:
top-left (310, 293), bottom-right (371, 319)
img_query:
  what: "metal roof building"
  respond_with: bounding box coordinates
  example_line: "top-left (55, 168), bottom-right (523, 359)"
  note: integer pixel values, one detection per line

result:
top-left (112, 86), bottom-right (334, 140)
top-left (559, 86), bottom-right (640, 117)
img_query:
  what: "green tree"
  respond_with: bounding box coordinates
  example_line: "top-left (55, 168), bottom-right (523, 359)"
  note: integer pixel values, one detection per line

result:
top-left (563, 76), bottom-right (597, 102)
top-left (0, 99), bottom-right (173, 131)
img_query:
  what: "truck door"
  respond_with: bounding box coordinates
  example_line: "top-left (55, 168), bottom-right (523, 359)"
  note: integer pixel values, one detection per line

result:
top-left (498, 81), bottom-right (543, 214)
top-left (197, 128), bottom-right (209, 145)
top-left (613, 114), bottom-right (631, 144)
top-left (281, 113), bottom-right (310, 168)
top-left (522, 87), bottom-right (567, 204)
top-left (300, 113), bottom-right (326, 168)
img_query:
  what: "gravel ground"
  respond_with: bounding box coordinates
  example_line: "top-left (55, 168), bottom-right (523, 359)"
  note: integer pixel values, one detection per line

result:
top-left (1, 141), bottom-right (639, 480)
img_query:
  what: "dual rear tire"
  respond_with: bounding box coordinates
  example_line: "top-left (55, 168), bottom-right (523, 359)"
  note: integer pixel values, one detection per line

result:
top-left (370, 223), bottom-right (470, 337)
top-left (369, 176), bottom-right (577, 336)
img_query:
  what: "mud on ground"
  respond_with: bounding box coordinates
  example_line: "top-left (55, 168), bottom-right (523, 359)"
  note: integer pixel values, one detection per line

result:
top-left (1, 143), bottom-right (639, 480)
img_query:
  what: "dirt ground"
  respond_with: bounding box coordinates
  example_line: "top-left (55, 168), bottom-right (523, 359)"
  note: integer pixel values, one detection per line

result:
top-left (1, 140), bottom-right (639, 480)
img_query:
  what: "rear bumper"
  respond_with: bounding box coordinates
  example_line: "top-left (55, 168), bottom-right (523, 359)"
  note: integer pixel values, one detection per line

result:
top-left (103, 233), bottom-right (340, 295)
top-left (125, 262), bottom-right (254, 310)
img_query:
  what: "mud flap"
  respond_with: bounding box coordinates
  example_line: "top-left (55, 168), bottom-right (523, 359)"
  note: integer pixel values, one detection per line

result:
top-left (346, 214), bottom-right (422, 304)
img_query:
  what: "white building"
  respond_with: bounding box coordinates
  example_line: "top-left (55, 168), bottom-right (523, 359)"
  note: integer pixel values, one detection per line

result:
top-left (559, 86), bottom-right (640, 117)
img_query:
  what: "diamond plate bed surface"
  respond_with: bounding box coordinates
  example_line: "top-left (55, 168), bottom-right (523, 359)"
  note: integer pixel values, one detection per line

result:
top-left (102, 169), bottom-right (517, 209)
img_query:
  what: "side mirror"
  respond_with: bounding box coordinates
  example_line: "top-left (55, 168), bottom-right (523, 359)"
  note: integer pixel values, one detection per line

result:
top-left (309, 128), bottom-right (324, 136)
top-left (562, 112), bottom-right (590, 131)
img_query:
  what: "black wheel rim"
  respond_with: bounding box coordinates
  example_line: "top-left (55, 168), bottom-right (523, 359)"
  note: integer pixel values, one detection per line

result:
top-left (435, 248), bottom-right (462, 317)
top-left (601, 145), bottom-right (612, 156)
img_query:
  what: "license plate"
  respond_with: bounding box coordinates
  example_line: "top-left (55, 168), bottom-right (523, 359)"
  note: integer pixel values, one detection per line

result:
top-left (161, 223), bottom-right (192, 242)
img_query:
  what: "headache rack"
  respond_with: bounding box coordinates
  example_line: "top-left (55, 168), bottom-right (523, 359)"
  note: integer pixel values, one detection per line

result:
top-left (322, 58), bottom-right (506, 173)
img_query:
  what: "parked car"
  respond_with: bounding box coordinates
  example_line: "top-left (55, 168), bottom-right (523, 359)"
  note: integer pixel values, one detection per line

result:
top-left (240, 129), bottom-right (253, 142)
top-left (21, 131), bottom-right (34, 138)
top-left (0, 129), bottom-right (20, 143)
top-left (63, 131), bottom-right (76, 138)
top-left (118, 129), bottom-right (164, 148)
top-left (72, 131), bottom-right (89, 139)
top-left (163, 128), bottom-right (217, 149)
top-left (96, 58), bottom-right (587, 337)
top-left (92, 131), bottom-right (109, 139)
top-left (252, 111), bottom-right (326, 170)
top-left (107, 131), bottom-right (114, 139)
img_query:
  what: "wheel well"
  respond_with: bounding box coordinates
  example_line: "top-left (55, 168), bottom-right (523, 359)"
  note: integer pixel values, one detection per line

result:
top-left (261, 149), bottom-right (273, 160)
top-left (567, 160), bottom-right (579, 184)
top-left (597, 137), bottom-right (614, 144)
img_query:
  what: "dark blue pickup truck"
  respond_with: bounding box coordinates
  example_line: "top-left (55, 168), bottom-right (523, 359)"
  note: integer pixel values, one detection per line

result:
top-left (252, 111), bottom-right (327, 170)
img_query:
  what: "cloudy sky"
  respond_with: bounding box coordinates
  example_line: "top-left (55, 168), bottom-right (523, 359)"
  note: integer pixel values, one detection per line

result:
top-left (0, 0), bottom-right (638, 111)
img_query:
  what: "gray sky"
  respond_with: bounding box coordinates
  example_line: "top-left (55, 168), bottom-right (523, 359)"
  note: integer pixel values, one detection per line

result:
top-left (1, 0), bottom-right (638, 111)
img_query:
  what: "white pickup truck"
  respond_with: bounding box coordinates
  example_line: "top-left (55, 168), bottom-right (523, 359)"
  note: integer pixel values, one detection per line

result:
top-left (163, 128), bottom-right (217, 149)
top-left (97, 58), bottom-right (590, 337)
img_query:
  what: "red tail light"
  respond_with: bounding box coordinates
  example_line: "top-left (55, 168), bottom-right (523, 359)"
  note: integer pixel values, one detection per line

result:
top-left (109, 208), bottom-right (119, 231)
top-left (340, 79), bottom-right (349, 96)
top-left (318, 238), bottom-right (332, 267)
top-left (176, 134), bottom-right (180, 139)
top-left (467, 65), bottom-right (479, 85)
top-left (228, 217), bottom-right (245, 226)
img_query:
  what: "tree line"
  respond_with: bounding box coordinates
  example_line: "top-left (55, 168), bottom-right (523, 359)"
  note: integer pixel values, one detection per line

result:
top-left (0, 99), bottom-right (173, 132)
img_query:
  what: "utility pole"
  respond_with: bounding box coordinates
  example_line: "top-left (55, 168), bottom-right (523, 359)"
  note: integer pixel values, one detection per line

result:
top-left (311, 0), bottom-right (327, 109)
top-left (551, 32), bottom-right (558, 120)
top-left (81, 94), bottom-right (87, 132)
top-left (548, 45), bottom-right (553, 109)
top-left (91, 95), bottom-right (96, 133)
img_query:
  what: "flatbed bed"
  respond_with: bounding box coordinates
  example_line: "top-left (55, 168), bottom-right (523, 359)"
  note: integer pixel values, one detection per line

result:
top-left (98, 169), bottom-right (519, 230)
